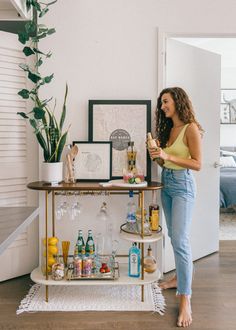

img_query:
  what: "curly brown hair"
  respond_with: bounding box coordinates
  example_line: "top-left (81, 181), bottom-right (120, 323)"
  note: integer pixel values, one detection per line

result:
top-left (156, 87), bottom-right (204, 148)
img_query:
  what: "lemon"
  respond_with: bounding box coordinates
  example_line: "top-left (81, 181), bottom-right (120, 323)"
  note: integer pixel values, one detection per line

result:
top-left (135, 177), bottom-right (141, 184)
top-left (42, 265), bottom-right (52, 274)
top-left (48, 237), bottom-right (59, 246)
top-left (48, 256), bottom-right (56, 266)
top-left (48, 245), bottom-right (58, 255)
top-left (43, 250), bottom-right (53, 257)
top-left (42, 237), bottom-right (59, 246)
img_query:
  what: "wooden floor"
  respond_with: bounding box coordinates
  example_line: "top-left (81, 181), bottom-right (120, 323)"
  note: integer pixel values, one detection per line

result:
top-left (0, 240), bottom-right (235, 330)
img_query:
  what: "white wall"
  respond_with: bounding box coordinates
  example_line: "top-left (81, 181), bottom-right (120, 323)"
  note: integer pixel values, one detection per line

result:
top-left (39, 0), bottom-right (236, 259)
top-left (41, 0), bottom-right (236, 142)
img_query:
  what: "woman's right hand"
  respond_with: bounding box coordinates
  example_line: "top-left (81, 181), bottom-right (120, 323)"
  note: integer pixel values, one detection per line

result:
top-left (148, 147), bottom-right (160, 160)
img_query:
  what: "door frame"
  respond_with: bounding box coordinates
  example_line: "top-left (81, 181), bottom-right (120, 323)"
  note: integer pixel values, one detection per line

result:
top-left (157, 30), bottom-right (236, 273)
top-left (157, 31), bottom-right (236, 96)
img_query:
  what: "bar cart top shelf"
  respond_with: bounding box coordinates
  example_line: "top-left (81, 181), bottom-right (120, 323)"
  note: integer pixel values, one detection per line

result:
top-left (27, 181), bottom-right (163, 192)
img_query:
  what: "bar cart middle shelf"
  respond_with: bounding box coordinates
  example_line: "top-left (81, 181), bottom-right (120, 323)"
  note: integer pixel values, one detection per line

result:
top-left (28, 181), bottom-right (163, 302)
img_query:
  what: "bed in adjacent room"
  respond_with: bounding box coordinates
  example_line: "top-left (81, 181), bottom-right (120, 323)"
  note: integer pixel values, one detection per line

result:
top-left (220, 147), bottom-right (236, 209)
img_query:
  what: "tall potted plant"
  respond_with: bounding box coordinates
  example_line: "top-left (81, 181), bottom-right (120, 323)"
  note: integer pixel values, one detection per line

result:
top-left (17, 0), bottom-right (68, 183)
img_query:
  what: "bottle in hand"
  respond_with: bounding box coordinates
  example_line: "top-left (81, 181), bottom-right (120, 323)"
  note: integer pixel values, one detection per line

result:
top-left (147, 132), bottom-right (159, 161)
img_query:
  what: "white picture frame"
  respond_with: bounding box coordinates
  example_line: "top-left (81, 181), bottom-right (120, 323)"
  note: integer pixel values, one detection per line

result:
top-left (73, 141), bottom-right (112, 181)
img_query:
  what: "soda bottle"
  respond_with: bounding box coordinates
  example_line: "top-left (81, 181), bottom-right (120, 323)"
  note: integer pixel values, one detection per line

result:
top-left (85, 230), bottom-right (95, 255)
top-left (76, 229), bottom-right (85, 254)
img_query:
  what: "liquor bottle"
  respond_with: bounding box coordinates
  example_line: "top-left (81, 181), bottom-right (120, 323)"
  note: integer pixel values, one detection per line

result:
top-left (128, 242), bottom-right (140, 277)
top-left (127, 141), bottom-right (137, 172)
top-left (85, 229), bottom-right (95, 255)
top-left (149, 191), bottom-right (159, 231)
top-left (136, 207), bottom-right (151, 235)
top-left (76, 230), bottom-right (85, 254)
top-left (147, 132), bottom-right (159, 161)
top-left (143, 245), bottom-right (157, 273)
top-left (126, 191), bottom-right (136, 232)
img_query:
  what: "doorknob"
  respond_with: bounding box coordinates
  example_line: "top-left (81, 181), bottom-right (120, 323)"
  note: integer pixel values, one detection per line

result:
top-left (214, 161), bottom-right (221, 168)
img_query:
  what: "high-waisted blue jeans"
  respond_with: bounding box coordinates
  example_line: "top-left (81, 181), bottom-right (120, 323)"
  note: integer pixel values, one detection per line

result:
top-left (161, 168), bottom-right (196, 296)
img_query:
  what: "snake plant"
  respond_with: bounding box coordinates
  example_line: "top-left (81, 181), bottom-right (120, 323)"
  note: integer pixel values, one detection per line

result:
top-left (17, 0), bottom-right (69, 162)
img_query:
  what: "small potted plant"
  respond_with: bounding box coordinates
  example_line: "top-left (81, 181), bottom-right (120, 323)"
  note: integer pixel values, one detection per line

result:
top-left (17, 0), bottom-right (68, 183)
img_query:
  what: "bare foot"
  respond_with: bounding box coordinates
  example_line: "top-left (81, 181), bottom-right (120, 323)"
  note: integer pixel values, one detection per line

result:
top-left (177, 295), bottom-right (192, 328)
top-left (159, 275), bottom-right (177, 289)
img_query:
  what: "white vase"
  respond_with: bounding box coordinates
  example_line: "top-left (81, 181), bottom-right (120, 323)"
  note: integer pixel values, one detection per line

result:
top-left (42, 162), bottom-right (63, 184)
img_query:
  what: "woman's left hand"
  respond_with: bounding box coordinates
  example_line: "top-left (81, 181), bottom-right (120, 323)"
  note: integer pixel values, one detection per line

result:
top-left (149, 147), bottom-right (169, 161)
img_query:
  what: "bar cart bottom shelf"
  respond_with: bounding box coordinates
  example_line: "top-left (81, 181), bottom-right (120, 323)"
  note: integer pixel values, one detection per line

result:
top-left (31, 264), bottom-right (161, 286)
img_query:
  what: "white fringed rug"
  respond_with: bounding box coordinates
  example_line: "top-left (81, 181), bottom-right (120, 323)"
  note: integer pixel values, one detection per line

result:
top-left (17, 283), bottom-right (165, 315)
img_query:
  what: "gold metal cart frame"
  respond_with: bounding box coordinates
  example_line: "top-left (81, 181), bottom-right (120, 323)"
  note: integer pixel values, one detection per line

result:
top-left (28, 181), bottom-right (163, 303)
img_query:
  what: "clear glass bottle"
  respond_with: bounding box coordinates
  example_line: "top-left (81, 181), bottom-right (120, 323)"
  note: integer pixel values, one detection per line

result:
top-left (126, 191), bottom-right (136, 232)
top-left (127, 141), bottom-right (137, 172)
top-left (147, 132), bottom-right (159, 161)
top-left (143, 245), bottom-right (157, 273)
top-left (128, 242), bottom-right (140, 277)
top-left (96, 202), bottom-right (112, 256)
top-left (136, 207), bottom-right (151, 235)
top-left (85, 230), bottom-right (95, 255)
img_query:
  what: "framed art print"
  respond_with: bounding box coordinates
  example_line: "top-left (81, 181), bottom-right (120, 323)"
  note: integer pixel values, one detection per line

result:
top-left (72, 141), bottom-right (112, 181)
top-left (88, 100), bottom-right (151, 181)
top-left (221, 89), bottom-right (236, 124)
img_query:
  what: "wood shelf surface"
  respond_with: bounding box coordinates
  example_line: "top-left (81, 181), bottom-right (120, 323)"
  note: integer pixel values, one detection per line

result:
top-left (27, 181), bottom-right (163, 192)
top-left (31, 264), bottom-right (161, 286)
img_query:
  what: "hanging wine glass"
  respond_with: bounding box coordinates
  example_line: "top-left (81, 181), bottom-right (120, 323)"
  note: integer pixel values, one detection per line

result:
top-left (71, 200), bottom-right (82, 221)
top-left (56, 193), bottom-right (69, 220)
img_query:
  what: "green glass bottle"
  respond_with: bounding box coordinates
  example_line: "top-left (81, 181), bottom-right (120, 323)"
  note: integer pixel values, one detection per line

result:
top-left (76, 229), bottom-right (85, 254)
top-left (85, 230), bottom-right (95, 255)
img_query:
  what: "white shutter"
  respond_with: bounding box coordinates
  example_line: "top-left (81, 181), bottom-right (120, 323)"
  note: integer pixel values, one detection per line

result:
top-left (0, 31), bottom-right (38, 281)
top-left (0, 34), bottom-right (27, 206)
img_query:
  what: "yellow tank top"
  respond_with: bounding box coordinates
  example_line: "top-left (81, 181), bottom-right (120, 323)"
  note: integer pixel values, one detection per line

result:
top-left (163, 124), bottom-right (190, 170)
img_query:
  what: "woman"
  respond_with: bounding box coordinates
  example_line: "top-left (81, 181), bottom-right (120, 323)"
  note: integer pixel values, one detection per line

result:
top-left (149, 87), bottom-right (203, 328)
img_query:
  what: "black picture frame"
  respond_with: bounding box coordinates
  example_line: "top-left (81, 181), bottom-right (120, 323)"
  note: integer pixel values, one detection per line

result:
top-left (88, 100), bottom-right (151, 181)
top-left (221, 89), bottom-right (236, 124)
top-left (220, 103), bottom-right (230, 124)
top-left (72, 141), bottom-right (112, 181)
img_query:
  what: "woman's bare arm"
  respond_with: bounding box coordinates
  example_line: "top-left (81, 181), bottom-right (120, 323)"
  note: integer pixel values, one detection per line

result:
top-left (149, 123), bottom-right (202, 171)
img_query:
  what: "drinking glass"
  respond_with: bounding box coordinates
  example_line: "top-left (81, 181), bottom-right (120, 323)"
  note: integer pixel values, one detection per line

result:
top-left (56, 195), bottom-right (69, 220)
top-left (71, 197), bottom-right (82, 221)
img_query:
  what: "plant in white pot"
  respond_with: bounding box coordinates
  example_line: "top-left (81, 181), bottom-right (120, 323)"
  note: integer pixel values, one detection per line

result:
top-left (17, 0), bottom-right (68, 183)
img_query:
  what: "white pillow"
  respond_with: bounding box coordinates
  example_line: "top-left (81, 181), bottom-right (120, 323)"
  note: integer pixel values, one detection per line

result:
top-left (220, 149), bottom-right (236, 156)
top-left (220, 156), bottom-right (236, 167)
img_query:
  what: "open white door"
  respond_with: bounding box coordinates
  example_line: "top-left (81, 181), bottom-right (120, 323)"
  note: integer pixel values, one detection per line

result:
top-left (163, 38), bottom-right (220, 272)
